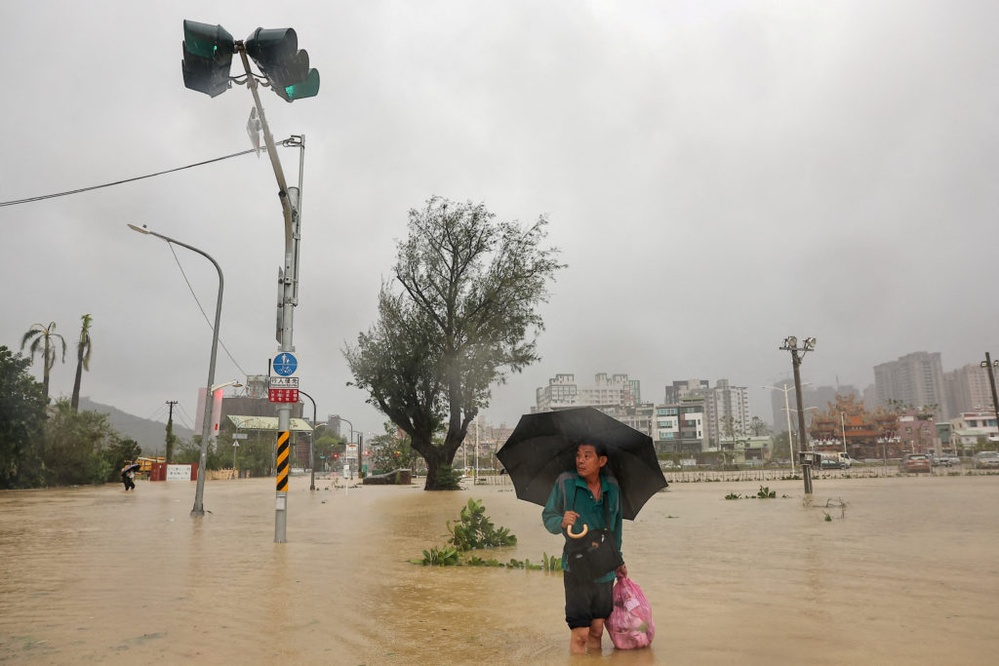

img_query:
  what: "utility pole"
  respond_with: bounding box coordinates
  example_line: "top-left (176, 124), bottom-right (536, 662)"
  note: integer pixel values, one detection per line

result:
top-left (780, 336), bottom-right (817, 494)
top-left (982, 352), bottom-right (999, 444)
top-left (181, 19), bottom-right (319, 541)
top-left (165, 400), bottom-right (178, 463)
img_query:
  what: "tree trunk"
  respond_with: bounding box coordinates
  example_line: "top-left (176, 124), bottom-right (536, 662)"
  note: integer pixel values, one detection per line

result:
top-left (41, 338), bottom-right (51, 402)
top-left (423, 447), bottom-right (446, 490)
top-left (418, 433), bottom-right (464, 490)
top-left (71, 354), bottom-right (83, 412)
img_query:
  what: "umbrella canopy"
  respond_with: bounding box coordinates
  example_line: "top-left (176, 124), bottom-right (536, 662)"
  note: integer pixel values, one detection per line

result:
top-left (496, 407), bottom-right (668, 520)
top-left (121, 463), bottom-right (140, 474)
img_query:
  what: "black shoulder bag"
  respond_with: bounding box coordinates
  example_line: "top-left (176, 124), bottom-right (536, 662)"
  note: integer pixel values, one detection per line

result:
top-left (564, 485), bottom-right (624, 579)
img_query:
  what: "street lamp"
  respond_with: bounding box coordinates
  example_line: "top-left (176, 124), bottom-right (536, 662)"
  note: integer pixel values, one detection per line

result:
top-left (763, 382), bottom-right (810, 475)
top-left (209, 379), bottom-right (242, 442)
top-left (779, 336), bottom-right (817, 494)
top-left (299, 390), bottom-right (317, 491)
top-left (129, 222), bottom-right (224, 517)
top-left (840, 412), bottom-right (848, 455)
top-left (333, 414), bottom-right (356, 478)
top-left (212, 380), bottom-right (242, 390)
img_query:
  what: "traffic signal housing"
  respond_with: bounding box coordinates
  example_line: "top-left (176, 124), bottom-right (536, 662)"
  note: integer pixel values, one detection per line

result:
top-left (181, 20), bottom-right (235, 97)
top-left (245, 27), bottom-right (320, 102)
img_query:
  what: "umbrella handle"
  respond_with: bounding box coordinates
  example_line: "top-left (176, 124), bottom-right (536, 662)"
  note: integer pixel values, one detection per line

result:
top-left (566, 522), bottom-right (589, 539)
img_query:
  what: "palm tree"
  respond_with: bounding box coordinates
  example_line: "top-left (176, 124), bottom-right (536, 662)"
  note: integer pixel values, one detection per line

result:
top-left (20, 321), bottom-right (67, 402)
top-left (70, 314), bottom-right (93, 412)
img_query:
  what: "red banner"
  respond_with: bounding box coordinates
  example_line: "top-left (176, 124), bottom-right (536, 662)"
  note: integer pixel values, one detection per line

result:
top-left (269, 388), bottom-right (300, 403)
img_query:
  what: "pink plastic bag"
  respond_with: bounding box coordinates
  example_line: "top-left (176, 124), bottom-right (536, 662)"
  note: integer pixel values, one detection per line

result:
top-left (606, 577), bottom-right (655, 650)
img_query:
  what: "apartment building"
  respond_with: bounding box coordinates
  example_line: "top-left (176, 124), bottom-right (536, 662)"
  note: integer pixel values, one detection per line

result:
top-left (949, 410), bottom-right (999, 451)
top-left (534, 373), bottom-right (640, 412)
top-left (944, 363), bottom-right (997, 417)
top-left (874, 351), bottom-right (948, 419)
top-left (652, 398), bottom-right (705, 455)
top-left (702, 379), bottom-right (750, 449)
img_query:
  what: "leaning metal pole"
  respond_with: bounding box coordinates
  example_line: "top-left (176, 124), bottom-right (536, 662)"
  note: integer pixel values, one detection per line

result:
top-left (238, 44), bottom-right (298, 543)
top-left (128, 225), bottom-right (223, 516)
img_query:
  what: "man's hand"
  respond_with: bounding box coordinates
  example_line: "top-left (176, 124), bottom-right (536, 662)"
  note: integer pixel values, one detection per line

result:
top-left (560, 510), bottom-right (579, 530)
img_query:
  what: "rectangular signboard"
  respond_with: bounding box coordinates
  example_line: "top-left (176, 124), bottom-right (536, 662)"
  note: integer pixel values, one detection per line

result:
top-left (166, 464), bottom-right (193, 481)
top-left (268, 376), bottom-right (300, 403)
top-left (269, 388), bottom-right (299, 403)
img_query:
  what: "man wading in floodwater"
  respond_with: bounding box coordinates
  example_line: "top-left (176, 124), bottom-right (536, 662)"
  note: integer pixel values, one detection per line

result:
top-left (542, 442), bottom-right (627, 654)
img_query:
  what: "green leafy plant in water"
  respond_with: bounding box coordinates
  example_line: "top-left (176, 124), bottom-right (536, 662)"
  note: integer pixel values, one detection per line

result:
top-left (418, 545), bottom-right (461, 566)
top-left (447, 498), bottom-right (517, 551)
top-left (757, 485), bottom-right (777, 499)
top-left (724, 492), bottom-right (742, 500)
top-left (542, 552), bottom-right (563, 572)
top-left (413, 499), bottom-right (566, 570)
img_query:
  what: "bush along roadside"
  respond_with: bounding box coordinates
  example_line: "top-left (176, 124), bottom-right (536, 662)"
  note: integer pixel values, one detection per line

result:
top-left (412, 498), bottom-right (562, 572)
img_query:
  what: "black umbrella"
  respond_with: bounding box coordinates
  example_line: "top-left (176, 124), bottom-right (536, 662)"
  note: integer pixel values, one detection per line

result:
top-left (121, 463), bottom-right (140, 474)
top-left (496, 407), bottom-right (668, 520)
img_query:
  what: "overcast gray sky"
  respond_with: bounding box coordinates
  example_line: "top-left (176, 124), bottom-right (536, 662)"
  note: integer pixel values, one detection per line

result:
top-left (3, 0), bottom-right (998, 437)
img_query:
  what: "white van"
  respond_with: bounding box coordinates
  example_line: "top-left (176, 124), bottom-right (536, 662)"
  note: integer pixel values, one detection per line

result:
top-left (819, 452), bottom-right (854, 469)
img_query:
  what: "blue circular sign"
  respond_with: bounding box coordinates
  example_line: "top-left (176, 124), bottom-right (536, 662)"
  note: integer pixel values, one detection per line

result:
top-left (273, 353), bottom-right (298, 376)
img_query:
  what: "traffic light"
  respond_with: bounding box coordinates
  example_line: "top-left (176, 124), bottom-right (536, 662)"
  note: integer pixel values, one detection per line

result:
top-left (245, 27), bottom-right (320, 102)
top-left (181, 20), bottom-right (235, 97)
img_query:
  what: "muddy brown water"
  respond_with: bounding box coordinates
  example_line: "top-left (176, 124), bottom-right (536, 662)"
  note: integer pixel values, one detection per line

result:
top-left (1, 474), bottom-right (997, 665)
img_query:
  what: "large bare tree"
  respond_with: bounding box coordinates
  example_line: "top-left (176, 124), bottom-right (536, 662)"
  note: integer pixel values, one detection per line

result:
top-left (345, 197), bottom-right (563, 489)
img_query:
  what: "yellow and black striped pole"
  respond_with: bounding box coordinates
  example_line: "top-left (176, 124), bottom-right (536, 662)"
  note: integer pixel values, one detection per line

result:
top-left (274, 427), bottom-right (290, 542)
top-left (276, 431), bottom-right (290, 492)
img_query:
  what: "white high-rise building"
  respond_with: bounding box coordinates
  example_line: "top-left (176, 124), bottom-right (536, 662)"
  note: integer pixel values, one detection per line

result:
top-left (666, 378), bottom-right (749, 449)
top-left (874, 351), bottom-right (948, 419)
top-left (535, 373), bottom-right (640, 413)
top-left (944, 363), bottom-right (997, 417)
top-left (703, 379), bottom-right (750, 449)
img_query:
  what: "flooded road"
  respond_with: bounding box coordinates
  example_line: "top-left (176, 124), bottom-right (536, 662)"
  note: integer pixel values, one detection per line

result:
top-left (1, 474), bottom-right (997, 665)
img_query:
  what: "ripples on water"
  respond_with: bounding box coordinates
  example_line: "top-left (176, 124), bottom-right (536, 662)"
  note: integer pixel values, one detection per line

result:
top-left (1, 474), bottom-right (997, 665)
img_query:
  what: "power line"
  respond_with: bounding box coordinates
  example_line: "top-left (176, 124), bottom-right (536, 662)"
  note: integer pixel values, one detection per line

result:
top-left (0, 145), bottom-right (281, 208)
top-left (166, 243), bottom-right (249, 377)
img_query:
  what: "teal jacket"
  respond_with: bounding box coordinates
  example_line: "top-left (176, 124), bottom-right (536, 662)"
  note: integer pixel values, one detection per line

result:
top-left (542, 471), bottom-right (623, 582)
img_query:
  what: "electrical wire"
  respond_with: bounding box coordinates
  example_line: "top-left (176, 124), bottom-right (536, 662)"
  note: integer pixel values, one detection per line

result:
top-left (166, 243), bottom-right (249, 378)
top-left (0, 148), bottom-right (259, 207)
top-left (0, 140), bottom-right (297, 208)
top-left (175, 403), bottom-right (197, 431)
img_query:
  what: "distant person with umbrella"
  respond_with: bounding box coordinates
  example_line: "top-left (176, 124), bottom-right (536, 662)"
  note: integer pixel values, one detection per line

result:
top-left (497, 407), bottom-right (667, 655)
top-left (121, 463), bottom-right (139, 491)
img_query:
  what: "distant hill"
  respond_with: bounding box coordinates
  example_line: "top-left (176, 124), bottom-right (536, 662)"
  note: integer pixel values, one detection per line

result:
top-left (78, 397), bottom-right (194, 455)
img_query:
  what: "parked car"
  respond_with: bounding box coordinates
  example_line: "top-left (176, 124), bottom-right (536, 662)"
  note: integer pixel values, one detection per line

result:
top-left (820, 458), bottom-right (848, 470)
top-left (900, 454), bottom-right (931, 473)
top-left (973, 451), bottom-right (999, 470)
top-left (931, 454), bottom-right (961, 467)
